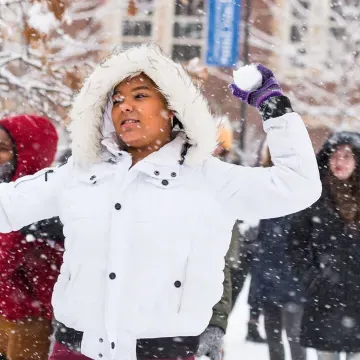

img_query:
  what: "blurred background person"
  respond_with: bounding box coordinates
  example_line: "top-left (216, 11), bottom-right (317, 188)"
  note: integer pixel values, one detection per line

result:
top-left (230, 217), bottom-right (265, 343)
top-left (0, 115), bottom-right (63, 360)
top-left (248, 146), bottom-right (306, 360)
top-left (288, 132), bottom-right (360, 360)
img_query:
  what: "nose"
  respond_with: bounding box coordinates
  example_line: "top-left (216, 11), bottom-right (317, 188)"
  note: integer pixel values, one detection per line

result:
top-left (119, 100), bottom-right (133, 113)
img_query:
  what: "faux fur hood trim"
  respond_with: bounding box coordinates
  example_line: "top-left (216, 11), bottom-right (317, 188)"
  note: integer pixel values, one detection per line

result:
top-left (68, 43), bottom-right (217, 167)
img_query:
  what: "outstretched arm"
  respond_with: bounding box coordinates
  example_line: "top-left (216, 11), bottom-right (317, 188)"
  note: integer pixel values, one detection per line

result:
top-left (204, 64), bottom-right (321, 221)
top-left (0, 162), bottom-right (70, 232)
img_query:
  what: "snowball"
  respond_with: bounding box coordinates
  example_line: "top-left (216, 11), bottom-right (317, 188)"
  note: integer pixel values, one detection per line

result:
top-left (233, 64), bottom-right (263, 91)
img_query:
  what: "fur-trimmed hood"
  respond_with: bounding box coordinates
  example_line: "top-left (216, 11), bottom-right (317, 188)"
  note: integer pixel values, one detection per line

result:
top-left (68, 43), bottom-right (217, 167)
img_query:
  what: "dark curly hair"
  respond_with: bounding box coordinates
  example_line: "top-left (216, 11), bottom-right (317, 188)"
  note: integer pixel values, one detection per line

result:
top-left (172, 116), bottom-right (192, 165)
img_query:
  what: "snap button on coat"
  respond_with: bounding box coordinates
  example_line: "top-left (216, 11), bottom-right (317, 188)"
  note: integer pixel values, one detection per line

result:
top-left (109, 273), bottom-right (116, 280)
top-left (114, 203), bottom-right (121, 210)
top-left (162, 180), bottom-right (169, 186)
top-left (174, 281), bottom-right (182, 288)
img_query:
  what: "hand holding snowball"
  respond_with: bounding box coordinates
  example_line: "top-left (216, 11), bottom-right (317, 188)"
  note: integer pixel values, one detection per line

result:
top-left (229, 64), bottom-right (283, 109)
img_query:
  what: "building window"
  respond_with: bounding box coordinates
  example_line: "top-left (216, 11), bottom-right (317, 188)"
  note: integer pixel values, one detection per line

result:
top-left (288, 0), bottom-right (310, 68)
top-left (284, 0), bottom-right (359, 71)
top-left (172, 44), bottom-right (201, 61)
top-left (122, 0), bottom-right (154, 49)
top-left (326, 0), bottom-right (360, 69)
top-left (173, 22), bottom-right (203, 40)
top-left (122, 20), bottom-right (152, 37)
top-left (175, 0), bottom-right (205, 16)
top-left (171, 0), bottom-right (205, 62)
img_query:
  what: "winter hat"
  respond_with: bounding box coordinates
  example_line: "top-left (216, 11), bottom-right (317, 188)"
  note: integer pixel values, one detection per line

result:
top-left (69, 43), bottom-right (217, 168)
top-left (0, 115), bottom-right (58, 181)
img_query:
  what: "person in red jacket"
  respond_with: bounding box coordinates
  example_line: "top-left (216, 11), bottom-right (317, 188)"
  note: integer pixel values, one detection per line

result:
top-left (0, 114), bottom-right (62, 360)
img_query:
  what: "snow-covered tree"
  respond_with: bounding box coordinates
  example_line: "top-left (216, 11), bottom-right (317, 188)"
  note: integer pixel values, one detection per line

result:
top-left (0, 0), bottom-right (107, 122)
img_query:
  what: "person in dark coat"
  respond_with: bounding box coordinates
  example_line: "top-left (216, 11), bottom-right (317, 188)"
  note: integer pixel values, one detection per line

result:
top-left (288, 132), bottom-right (360, 360)
top-left (228, 219), bottom-right (266, 343)
top-left (248, 147), bottom-right (306, 360)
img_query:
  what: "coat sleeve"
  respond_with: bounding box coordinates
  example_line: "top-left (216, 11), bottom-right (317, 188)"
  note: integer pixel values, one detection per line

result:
top-left (203, 112), bottom-right (322, 221)
top-left (0, 162), bottom-right (70, 233)
top-left (209, 245), bottom-right (233, 332)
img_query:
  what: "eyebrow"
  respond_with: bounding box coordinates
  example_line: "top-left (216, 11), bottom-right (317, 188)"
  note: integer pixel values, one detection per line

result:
top-left (113, 85), bottom-right (151, 96)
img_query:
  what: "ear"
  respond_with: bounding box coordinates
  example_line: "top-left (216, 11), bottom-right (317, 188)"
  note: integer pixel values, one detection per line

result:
top-left (167, 110), bottom-right (175, 126)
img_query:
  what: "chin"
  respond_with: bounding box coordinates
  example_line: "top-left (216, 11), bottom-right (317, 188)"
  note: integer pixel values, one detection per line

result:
top-left (335, 173), bottom-right (351, 181)
top-left (120, 136), bottom-right (148, 149)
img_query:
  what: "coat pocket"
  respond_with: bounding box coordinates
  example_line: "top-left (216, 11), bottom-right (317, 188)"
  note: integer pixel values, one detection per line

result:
top-left (151, 258), bottom-right (188, 315)
top-left (176, 257), bottom-right (188, 313)
top-left (52, 265), bottom-right (79, 322)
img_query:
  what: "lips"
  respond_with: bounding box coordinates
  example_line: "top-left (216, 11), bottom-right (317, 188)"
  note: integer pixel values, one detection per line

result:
top-left (121, 118), bottom-right (140, 126)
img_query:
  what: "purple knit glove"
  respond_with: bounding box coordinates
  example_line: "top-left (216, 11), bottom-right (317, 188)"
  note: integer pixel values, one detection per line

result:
top-left (229, 64), bottom-right (283, 109)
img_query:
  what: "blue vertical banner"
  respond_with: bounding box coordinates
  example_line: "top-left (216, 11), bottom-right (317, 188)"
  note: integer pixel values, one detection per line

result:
top-left (206, 0), bottom-right (241, 67)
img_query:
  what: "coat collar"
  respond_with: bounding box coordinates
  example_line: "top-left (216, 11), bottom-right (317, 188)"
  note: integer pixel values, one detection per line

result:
top-left (134, 136), bottom-right (183, 179)
top-left (102, 135), bottom-right (184, 180)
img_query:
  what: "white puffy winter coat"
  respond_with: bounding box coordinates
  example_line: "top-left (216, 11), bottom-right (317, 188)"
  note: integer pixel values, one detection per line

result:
top-left (0, 45), bottom-right (321, 360)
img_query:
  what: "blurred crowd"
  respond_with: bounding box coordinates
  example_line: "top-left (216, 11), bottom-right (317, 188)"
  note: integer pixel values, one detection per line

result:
top-left (227, 131), bottom-right (360, 360)
top-left (0, 113), bottom-right (359, 360)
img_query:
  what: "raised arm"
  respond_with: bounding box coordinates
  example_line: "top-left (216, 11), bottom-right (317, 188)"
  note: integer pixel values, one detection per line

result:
top-left (0, 162), bottom-right (70, 233)
top-left (203, 64), bottom-right (321, 221)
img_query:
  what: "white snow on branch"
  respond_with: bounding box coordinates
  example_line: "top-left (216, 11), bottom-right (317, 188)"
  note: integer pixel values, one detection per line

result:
top-left (27, 2), bottom-right (59, 34)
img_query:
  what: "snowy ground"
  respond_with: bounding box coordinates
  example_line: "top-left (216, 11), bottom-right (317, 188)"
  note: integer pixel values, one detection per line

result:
top-left (223, 278), bottom-right (320, 360)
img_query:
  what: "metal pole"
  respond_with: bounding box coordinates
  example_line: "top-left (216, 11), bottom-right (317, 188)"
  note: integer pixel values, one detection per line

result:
top-left (239, 0), bottom-right (251, 151)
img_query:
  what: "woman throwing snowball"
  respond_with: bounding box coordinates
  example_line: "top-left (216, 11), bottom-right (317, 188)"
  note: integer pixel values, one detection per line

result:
top-left (0, 44), bottom-right (320, 360)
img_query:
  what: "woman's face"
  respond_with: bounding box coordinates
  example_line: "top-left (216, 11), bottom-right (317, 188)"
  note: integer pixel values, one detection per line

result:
top-left (329, 144), bottom-right (356, 181)
top-left (0, 128), bottom-right (15, 182)
top-left (111, 74), bottom-right (173, 150)
top-left (0, 129), bottom-right (14, 165)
